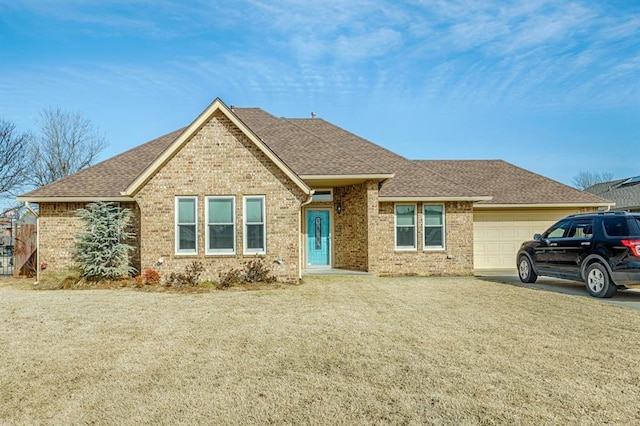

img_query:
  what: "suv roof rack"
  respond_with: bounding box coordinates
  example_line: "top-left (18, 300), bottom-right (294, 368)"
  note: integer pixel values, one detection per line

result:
top-left (567, 211), bottom-right (629, 218)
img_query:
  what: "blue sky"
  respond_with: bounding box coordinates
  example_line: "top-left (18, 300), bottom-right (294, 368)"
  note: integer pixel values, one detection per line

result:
top-left (1, 0), bottom-right (638, 187)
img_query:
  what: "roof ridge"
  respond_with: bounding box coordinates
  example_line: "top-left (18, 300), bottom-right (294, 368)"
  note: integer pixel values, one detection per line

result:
top-left (285, 117), bottom-right (401, 173)
top-left (290, 117), bottom-right (410, 161)
top-left (275, 118), bottom-right (390, 175)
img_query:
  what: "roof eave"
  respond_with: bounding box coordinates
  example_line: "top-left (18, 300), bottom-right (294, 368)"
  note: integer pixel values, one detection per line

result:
top-left (473, 202), bottom-right (616, 209)
top-left (300, 174), bottom-right (394, 188)
top-left (379, 196), bottom-right (493, 202)
top-left (17, 196), bottom-right (135, 203)
top-left (300, 174), bottom-right (395, 180)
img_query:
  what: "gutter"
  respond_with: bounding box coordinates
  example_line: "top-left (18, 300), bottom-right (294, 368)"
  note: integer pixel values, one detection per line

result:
top-left (298, 190), bottom-right (316, 280)
top-left (18, 196), bottom-right (133, 203)
top-left (473, 202), bottom-right (616, 209)
top-left (378, 196), bottom-right (493, 202)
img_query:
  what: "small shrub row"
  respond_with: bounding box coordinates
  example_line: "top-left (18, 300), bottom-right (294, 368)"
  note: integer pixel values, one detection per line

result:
top-left (36, 259), bottom-right (278, 291)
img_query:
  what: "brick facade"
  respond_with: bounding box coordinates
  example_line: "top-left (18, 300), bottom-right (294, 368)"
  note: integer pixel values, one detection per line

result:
top-left (133, 110), bottom-right (307, 283)
top-left (37, 201), bottom-right (140, 273)
top-left (37, 202), bottom-right (87, 271)
top-left (328, 182), bottom-right (475, 276)
top-left (332, 182), bottom-right (369, 271)
top-left (34, 112), bottom-right (476, 282)
top-left (367, 200), bottom-right (475, 276)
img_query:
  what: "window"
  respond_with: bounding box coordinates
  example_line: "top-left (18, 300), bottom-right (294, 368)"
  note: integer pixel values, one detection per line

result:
top-left (176, 197), bottom-right (197, 254)
top-left (206, 196), bottom-right (235, 254)
top-left (568, 219), bottom-right (594, 239)
top-left (544, 219), bottom-right (571, 238)
top-left (244, 196), bottom-right (266, 254)
top-left (395, 204), bottom-right (416, 250)
top-left (424, 204), bottom-right (445, 250)
top-left (312, 189), bottom-right (333, 202)
top-left (604, 217), bottom-right (630, 237)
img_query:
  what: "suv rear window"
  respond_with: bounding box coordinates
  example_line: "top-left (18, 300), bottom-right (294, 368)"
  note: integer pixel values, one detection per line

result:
top-left (604, 217), bottom-right (630, 237)
top-left (630, 216), bottom-right (640, 236)
top-left (568, 219), bottom-right (594, 238)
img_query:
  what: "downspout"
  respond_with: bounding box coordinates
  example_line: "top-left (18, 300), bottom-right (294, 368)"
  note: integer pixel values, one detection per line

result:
top-left (299, 190), bottom-right (315, 280)
top-left (24, 202), bottom-right (40, 284)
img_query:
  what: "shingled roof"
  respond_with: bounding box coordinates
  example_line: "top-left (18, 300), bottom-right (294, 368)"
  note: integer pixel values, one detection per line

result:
top-left (16, 100), bottom-right (611, 208)
top-left (233, 110), bottom-right (487, 200)
top-left (232, 108), bottom-right (391, 176)
top-left (19, 128), bottom-right (185, 200)
top-left (417, 160), bottom-right (612, 206)
top-left (585, 177), bottom-right (640, 211)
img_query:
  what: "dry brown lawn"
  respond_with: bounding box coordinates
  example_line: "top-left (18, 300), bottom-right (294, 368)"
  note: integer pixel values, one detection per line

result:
top-left (1, 274), bottom-right (639, 425)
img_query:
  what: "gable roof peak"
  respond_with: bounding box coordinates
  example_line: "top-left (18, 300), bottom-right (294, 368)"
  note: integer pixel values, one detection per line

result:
top-left (121, 99), bottom-right (310, 197)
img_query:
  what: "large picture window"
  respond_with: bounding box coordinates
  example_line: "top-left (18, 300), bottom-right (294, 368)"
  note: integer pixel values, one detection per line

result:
top-left (176, 196), bottom-right (197, 254)
top-left (244, 196), bottom-right (266, 254)
top-left (395, 204), bottom-right (416, 250)
top-left (424, 204), bottom-right (445, 250)
top-left (206, 196), bottom-right (235, 254)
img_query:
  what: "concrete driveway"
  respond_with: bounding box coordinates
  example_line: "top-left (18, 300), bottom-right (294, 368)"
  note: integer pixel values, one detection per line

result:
top-left (476, 269), bottom-right (640, 311)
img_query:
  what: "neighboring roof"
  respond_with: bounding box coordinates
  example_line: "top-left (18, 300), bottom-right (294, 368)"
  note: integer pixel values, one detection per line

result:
top-left (417, 160), bottom-right (613, 207)
top-left (585, 176), bottom-right (640, 211)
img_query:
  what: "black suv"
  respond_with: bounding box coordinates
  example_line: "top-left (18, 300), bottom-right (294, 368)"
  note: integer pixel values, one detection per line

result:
top-left (517, 211), bottom-right (640, 298)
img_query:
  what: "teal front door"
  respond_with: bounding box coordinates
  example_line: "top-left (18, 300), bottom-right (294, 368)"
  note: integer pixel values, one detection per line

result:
top-left (307, 210), bottom-right (330, 266)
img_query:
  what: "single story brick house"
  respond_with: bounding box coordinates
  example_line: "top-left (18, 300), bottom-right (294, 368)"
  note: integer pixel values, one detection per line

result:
top-left (18, 99), bottom-right (611, 282)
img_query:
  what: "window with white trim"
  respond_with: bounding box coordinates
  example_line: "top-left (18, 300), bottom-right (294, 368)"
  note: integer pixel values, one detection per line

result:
top-left (395, 204), bottom-right (416, 250)
top-left (424, 204), bottom-right (445, 250)
top-left (206, 196), bottom-right (235, 254)
top-left (176, 196), bottom-right (197, 254)
top-left (244, 196), bottom-right (266, 254)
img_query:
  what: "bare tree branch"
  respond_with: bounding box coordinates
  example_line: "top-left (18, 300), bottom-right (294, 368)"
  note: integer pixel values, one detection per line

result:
top-left (572, 171), bottom-right (614, 190)
top-left (28, 107), bottom-right (108, 187)
top-left (0, 120), bottom-right (31, 199)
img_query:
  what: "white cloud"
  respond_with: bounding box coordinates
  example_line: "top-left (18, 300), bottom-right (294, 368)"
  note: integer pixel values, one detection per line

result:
top-left (3, 0), bottom-right (639, 110)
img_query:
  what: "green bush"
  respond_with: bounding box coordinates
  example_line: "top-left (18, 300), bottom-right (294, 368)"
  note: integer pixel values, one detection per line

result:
top-left (73, 202), bottom-right (135, 281)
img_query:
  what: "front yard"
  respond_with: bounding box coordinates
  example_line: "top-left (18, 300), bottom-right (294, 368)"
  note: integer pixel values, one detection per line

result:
top-left (1, 275), bottom-right (639, 424)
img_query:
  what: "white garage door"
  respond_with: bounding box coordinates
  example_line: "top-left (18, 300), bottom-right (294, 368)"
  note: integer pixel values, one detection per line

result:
top-left (473, 209), bottom-right (581, 270)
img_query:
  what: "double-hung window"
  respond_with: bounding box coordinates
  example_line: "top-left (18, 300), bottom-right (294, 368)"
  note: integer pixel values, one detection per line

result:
top-left (424, 204), bottom-right (445, 250)
top-left (395, 204), bottom-right (417, 250)
top-left (244, 196), bottom-right (266, 254)
top-left (176, 196), bottom-right (197, 254)
top-left (206, 196), bottom-right (235, 254)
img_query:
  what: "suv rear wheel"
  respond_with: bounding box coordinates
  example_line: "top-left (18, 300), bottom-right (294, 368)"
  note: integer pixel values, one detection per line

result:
top-left (585, 263), bottom-right (617, 298)
top-left (518, 255), bottom-right (537, 283)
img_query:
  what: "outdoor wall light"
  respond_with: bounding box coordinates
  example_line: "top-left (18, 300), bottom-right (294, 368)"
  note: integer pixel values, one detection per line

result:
top-left (336, 202), bottom-right (344, 214)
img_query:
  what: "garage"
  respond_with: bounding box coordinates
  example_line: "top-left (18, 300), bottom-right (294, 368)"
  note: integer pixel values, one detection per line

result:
top-left (473, 208), bottom-right (581, 270)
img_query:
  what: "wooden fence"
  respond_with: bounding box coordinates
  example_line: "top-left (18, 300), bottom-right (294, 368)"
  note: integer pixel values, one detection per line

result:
top-left (13, 223), bottom-right (36, 277)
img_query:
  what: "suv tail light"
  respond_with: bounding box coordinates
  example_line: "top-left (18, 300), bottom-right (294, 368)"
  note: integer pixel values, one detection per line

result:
top-left (621, 240), bottom-right (640, 257)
